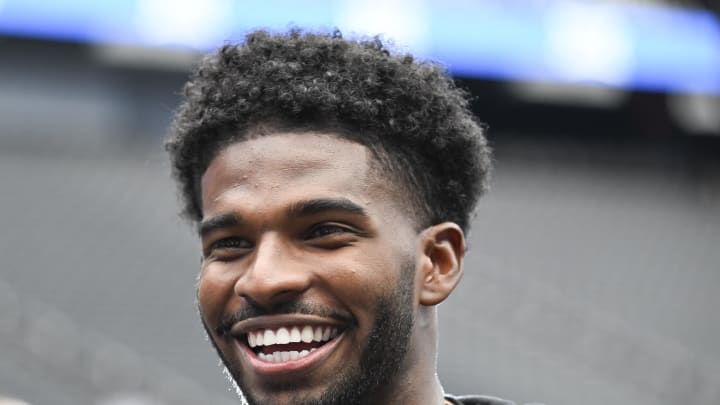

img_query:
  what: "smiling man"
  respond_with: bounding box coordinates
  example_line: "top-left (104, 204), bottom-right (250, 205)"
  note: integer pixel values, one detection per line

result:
top-left (166, 29), bottom-right (510, 405)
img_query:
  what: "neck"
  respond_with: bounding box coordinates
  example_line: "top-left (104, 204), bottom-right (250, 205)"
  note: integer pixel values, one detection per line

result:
top-left (365, 372), bottom-right (446, 405)
top-left (372, 307), bottom-right (445, 405)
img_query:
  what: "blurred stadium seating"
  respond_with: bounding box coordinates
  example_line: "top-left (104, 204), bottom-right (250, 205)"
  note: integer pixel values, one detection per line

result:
top-left (1, 1), bottom-right (718, 404)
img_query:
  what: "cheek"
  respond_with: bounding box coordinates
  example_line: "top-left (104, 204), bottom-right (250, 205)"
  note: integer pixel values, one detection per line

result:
top-left (197, 266), bottom-right (238, 324)
top-left (325, 247), bottom-right (406, 306)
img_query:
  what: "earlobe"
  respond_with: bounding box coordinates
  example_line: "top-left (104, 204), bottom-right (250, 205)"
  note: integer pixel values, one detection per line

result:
top-left (418, 222), bottom-right (466, 306)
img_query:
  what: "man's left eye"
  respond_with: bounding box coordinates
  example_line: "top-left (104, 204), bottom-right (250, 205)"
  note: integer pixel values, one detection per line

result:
top-left (306, 224), bottom-right (351, 239)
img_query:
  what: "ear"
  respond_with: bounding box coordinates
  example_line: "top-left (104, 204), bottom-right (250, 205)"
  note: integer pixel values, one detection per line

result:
top-left (417, 222), bottom-right (466, 306)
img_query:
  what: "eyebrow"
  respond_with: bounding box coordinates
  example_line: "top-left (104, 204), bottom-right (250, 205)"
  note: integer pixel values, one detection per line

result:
top-left (198, 198), bottom-right (367, 238)
top-left (286, 198), bottom-right (368, 219)
top-left (198, 213), bottom-right (242, 238)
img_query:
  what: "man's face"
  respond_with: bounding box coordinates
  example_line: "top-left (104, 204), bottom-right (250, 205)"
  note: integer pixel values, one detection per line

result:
top-left (197, 132), bottom-right (423, 405)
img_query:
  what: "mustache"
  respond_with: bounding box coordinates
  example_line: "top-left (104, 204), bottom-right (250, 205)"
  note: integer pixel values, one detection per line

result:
top-left (216, 300), bottom-right (358, 337)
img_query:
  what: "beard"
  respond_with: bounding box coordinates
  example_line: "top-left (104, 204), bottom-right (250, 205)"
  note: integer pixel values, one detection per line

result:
top-left (203, 261), bottom-right (416, 405)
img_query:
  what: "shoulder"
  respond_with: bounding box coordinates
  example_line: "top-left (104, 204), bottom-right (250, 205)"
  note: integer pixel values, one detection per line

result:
top-left (444, 394), bottom-right (517, 405)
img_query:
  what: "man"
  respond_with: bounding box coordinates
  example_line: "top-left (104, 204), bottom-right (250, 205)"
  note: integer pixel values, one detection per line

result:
top-left (166, 29), bottom-right (512, 405)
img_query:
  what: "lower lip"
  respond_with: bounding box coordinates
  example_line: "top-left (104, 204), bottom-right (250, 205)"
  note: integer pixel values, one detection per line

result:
top-left (238, 333), bottom-right (345, 375)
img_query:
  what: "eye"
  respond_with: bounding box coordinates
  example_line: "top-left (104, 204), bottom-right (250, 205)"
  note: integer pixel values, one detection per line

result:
top-left (211, 237), bottom-right (252, 249)
top-left (305, 224), bottom-right (352, 240)
top-left (206, 237), bottom-right (253, 259)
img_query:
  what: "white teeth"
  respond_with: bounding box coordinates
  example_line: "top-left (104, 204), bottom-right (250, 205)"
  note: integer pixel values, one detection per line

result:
top-left (264, 329), bottom-right (276, 346)
top-left (301, 325), bottom-right (314, 343)
top-left (247, 325), bottom-right (340, 350)
top-left (276, 327), bottom-right (290, 344)
top-left (258, 349), bottom-right (312, 363)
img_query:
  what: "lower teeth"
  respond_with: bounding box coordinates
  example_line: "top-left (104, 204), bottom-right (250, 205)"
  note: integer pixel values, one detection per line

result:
top-left (258, 348), bottom-right (317, 363)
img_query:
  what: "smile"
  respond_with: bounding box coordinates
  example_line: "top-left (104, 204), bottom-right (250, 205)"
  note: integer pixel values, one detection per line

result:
top-left (246, 325), bottom-right (339, 363)
top-left (227, 314), bottom-right (352, 374)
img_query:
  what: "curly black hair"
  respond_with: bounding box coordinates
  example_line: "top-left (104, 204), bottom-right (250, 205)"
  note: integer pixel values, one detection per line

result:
top-left (166, 28), bottom-right (491, 232)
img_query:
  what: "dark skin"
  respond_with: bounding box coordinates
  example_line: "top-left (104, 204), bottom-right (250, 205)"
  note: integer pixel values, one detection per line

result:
top-left (197, 131), bottom-right (466, 405)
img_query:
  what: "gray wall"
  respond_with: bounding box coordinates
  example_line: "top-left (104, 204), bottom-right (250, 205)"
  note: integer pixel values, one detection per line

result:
top-left (1, 39), bottom-right (718, 405)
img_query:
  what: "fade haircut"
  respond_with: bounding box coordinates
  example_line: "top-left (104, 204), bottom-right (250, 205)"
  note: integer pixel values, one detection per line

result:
top-left (166, 28), bottom-right (492, 232)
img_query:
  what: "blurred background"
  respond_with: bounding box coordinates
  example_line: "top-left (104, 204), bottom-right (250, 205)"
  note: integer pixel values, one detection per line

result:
top-left (1, 0), bottom-right (719, 404)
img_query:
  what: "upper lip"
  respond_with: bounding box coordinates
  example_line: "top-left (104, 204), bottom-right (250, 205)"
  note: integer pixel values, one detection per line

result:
top-left (228, 314), bottom-right (349, 337)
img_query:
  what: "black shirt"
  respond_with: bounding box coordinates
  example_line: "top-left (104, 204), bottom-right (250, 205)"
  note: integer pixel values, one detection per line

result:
top-left (444, 394), bottom-right (517, 405)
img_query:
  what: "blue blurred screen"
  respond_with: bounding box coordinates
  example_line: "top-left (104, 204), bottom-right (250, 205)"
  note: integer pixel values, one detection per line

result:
top-left (1, 0), bottom-right (718, 94)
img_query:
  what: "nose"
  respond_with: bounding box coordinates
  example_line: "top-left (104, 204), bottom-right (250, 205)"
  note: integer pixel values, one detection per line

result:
top-left (234, 233), bottom-right (311, 309)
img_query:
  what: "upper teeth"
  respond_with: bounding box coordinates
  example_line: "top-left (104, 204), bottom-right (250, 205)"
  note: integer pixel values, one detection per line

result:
top-left (248, 325), bottom-right (338, 347)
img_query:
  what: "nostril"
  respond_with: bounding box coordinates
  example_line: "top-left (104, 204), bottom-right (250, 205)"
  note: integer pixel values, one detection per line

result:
top-left (271, 289), bottom-right (305, 303)
top-left (233, 262), bottom-right (312, 307)
top-left (236, 280), bottom-right (310, 310)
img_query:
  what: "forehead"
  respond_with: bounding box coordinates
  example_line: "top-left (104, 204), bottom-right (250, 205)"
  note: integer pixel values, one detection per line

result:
top-left (200, 132), bottom-right (385, 217)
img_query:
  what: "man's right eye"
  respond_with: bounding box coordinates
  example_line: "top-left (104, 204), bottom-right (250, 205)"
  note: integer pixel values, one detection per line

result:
top-left (208, 237), bottom-right (253, 256)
